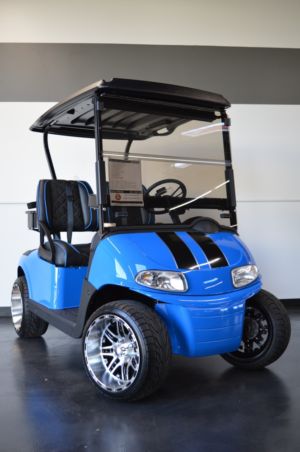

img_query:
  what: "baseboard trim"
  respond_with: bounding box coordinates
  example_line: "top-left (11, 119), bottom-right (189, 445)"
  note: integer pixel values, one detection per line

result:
top-left (281, 299), bottom-right (300, 309)
top-left (0, 307), bottom-right (11, 317)
top-left (0, 299), bottom-right (299, 317)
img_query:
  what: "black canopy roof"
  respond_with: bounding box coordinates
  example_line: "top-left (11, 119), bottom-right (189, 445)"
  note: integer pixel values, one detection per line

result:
top-left (30, 78), bottom-right (230, 140)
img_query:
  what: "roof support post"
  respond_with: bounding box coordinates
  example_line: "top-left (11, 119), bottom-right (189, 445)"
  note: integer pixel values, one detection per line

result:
top-left (221, 112), bottom-right (237, 228)
top-left (94, 92), bottom-right (106, 233)
top-left (124, 139), bottom-right (133, 160)
top-left (43, 131), bottom-right (57, 180)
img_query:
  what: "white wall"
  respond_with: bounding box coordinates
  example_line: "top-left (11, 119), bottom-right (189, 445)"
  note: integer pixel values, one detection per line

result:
top-left (230, 105), bottom-right (300, 298)
top-left (0, 103), bottom-right (299, 306)
top-left (1, 0), bottom-right (300, 48)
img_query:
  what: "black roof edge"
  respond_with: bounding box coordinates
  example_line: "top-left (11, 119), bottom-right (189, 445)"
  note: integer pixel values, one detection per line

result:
top-left (99, 78), bottom-right (230, 109)
top-left (30, 78), bottom-right (230, 136)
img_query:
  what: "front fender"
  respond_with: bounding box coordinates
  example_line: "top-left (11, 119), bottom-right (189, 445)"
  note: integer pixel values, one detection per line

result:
top-left (88, 232), bottom-right (178, 291)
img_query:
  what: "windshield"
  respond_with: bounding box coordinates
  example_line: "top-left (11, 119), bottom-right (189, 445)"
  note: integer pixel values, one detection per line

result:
top-left (102, 116), bottom-right (232, 228)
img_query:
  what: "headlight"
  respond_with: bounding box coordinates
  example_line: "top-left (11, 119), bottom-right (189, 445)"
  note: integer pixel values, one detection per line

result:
top-left (231, 265), bottom-right (259, 288)
top-left (135, 270), bottom-right (188, 292)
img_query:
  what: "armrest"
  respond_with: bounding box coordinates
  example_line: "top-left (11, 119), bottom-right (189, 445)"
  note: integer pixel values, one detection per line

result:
top-left (27, 201), bottom-right (36, 209)
top-left (39, 221), bottom-right (56, 261)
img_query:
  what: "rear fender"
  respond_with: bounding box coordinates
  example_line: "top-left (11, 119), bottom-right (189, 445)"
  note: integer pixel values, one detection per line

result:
top-left (18, 251), bottom-right (87, 309)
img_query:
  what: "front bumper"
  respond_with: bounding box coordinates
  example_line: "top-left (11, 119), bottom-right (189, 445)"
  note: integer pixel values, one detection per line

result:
top-left (151, 281), bottom-right (262, 357)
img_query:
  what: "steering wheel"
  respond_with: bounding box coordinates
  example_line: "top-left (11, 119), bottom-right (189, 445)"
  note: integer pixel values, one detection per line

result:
top-left (144, 178), bottom-right (187, 215)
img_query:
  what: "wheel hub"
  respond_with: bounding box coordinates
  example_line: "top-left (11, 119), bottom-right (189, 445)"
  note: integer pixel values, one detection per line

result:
top-left (244, 317), bottom-right (259, 340)
top-left (114, 341), bottom-right (135, 358)
top-left (236, 305), bottom-right (271, 358)
top-left (84, 314), bottom-right (140, 393)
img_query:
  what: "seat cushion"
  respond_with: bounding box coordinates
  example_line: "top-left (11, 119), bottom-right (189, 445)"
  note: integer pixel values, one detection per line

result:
top-left (39, 240), bottom-right (90, 267)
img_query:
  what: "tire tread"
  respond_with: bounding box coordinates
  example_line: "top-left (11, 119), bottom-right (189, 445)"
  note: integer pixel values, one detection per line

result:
top-left (14, 277), bottom-right (48, 338)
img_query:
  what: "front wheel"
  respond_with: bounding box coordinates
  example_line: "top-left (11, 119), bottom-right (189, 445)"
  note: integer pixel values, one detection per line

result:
top-left (82, 300), bottom-right (171, 401)
top-left (222, 290), bottom-right (291, 369)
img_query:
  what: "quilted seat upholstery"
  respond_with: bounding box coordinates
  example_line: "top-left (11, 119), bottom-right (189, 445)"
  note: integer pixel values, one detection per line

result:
top-left (36, 180), bottom-right (98, 267)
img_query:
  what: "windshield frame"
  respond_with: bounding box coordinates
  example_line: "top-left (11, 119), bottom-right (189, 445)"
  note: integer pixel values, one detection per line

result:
top-left (98, 105), bottom-right (237, 231)
top-left (42, 92), bottom-right (237, 233)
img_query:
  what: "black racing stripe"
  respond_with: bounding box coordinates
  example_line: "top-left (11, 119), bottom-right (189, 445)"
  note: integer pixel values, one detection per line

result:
top-left (188, 232), bottom-right (228, 268)
top-left (157, 232), bottom-right (197, 269)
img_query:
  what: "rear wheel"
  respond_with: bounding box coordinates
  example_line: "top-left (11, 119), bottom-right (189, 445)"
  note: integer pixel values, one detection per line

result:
top-left (82, 300), bottom-right (171, 401)
top-left (11, 276), bottom-right (48, 338)
top-left (222, 290), bottom-right (291, 369)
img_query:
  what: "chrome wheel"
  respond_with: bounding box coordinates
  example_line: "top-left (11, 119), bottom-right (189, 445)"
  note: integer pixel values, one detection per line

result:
top-left (11, 283), bottom-right (23, 331)
top-left (84, 314), bottom-right (141, 393)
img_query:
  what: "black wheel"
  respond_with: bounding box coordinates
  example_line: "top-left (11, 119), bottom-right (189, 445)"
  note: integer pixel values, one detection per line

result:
top-left (222, 290), bottom-right (291, 369)
top-left (82, 300), bottom-right (171, 401)
top-left (11, 276), bottom-right (48, 338)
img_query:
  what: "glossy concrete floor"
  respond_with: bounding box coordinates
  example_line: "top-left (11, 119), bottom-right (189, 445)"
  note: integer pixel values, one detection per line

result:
top-left (0, 311), bottom-right (299, 452)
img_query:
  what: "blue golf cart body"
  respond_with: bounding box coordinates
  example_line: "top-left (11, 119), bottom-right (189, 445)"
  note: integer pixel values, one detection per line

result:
top-left (19, 230), bottom-right (261, 357)
top-left (12, 78), bottom-right (289, 400)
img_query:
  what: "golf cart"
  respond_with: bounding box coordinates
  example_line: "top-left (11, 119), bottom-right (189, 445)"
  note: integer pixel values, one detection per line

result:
top-left (12, 79), bottom-right (291, 401)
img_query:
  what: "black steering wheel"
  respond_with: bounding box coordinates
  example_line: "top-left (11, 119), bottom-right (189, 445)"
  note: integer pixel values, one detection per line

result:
top-left (144, 178), bottom-right (187, 215)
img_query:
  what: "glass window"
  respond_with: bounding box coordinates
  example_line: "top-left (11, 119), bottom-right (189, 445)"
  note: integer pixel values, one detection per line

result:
top-left (103, 114), bottom-right (231, 227)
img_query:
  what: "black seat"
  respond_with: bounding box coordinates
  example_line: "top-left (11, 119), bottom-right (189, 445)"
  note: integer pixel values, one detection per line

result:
top-left (105, 185), bottom-right (154, 226)
top-left (41, 241), bottom-right (91, 267)
top-left (37, 180), bottom-right (98, 267)
top-left (106, 206), bottom-right (154, 226)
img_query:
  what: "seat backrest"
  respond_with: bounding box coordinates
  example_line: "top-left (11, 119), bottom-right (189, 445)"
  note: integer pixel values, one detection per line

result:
top-left (105, 205), bottom-right (153, 226)
top-left (37, 180), bottom-right (98, 233)
top-left (105, 183), bottom-right (154, 226)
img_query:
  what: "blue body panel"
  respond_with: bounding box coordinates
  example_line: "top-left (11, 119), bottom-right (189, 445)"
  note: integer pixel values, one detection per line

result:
top-left (87, 231), bottom-right (262, 356)
top-left (19, 251), bottom-right (87, 309)
top-left (88, 231), bottom-right (258, 296)
top-left (153, 282), bottom-right (261, 356)
top-left (19, 231), bottom-right (262, 357)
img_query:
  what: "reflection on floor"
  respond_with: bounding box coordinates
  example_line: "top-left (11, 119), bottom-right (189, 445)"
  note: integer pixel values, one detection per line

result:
top-left (0, 310), bottom-right (299, 452)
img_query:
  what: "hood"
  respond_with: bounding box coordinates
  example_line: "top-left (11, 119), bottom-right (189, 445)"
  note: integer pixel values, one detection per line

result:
top-left (96, 230), bottom-right (258, 296)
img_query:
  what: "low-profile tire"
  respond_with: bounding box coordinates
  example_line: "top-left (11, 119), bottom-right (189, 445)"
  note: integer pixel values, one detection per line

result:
top-left (222, 289), bottom-right (291, 369)
top-left (82, 300), bottom-right (171, 401)
top-left (11, 276), bottom-right (48, 338)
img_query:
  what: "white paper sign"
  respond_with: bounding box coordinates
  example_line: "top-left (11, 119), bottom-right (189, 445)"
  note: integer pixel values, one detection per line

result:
top-left (108, 159), bottom-right (144, 206)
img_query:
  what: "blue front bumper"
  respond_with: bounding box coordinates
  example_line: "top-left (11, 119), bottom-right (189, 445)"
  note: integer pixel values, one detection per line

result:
top-left (150, 281), bottom-right (262, 357)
